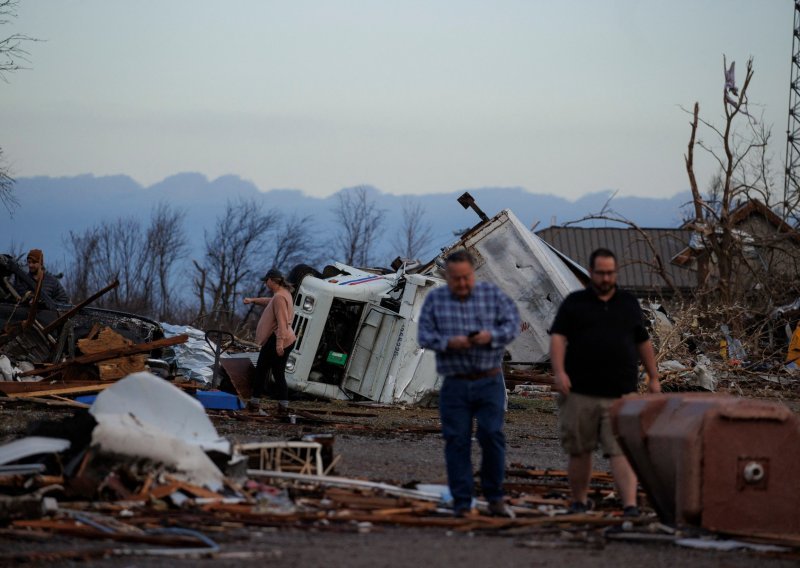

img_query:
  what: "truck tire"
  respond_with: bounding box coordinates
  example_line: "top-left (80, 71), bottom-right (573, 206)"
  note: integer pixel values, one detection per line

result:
top-left (288, 264), bottom-right (323, 288)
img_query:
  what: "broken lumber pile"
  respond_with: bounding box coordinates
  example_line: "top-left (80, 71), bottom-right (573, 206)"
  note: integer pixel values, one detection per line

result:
top-left (18, 333), bottom-right (188, 380)
top-left (0, 334), bottom-right (188, 404)
top-left (77, 327), bottom-right (148, 380)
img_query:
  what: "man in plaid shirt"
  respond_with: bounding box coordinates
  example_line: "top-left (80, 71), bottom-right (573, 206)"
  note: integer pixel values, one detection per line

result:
top-left (418, 250), bottom-right (520, 517)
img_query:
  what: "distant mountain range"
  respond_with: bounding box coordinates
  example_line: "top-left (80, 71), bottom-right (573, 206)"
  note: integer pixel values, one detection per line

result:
top-left (2, 173), bottom-right (692, 272)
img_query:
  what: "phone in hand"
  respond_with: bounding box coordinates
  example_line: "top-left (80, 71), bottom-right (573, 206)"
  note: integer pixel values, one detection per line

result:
top-left (468, 330), bottom-right (479, 338)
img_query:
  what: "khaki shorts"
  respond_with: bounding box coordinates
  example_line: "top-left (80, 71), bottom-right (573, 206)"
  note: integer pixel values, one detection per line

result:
top-left (557, 392), bottom-right (622, 457)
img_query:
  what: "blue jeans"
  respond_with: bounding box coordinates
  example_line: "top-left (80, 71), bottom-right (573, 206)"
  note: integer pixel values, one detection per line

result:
top-left (439, 373), bottom-right (506, 512)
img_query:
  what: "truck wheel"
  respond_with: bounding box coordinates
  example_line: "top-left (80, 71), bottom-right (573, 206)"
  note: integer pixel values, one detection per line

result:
top-left (288, 264), bottom-right (323, 288)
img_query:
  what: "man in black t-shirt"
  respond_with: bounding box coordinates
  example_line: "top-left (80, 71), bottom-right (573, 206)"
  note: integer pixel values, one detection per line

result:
top-left (549, 248), bottom-right (660, 517)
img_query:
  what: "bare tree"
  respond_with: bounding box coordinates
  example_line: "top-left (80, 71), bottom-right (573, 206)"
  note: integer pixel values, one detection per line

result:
top-left (270, 213), bottom-right (322, 270)
top-left (146, 202), bottom-right (188, 320)
top-left (193, 198), bottom-right (279, 329)
top-left (100, 218), bottom-right (153, 312)
top-left (334, 186), bottom-right (385, 266)
top-left (392, 198), bottom-right (434, 260)
top-left (0, 0), bottom-right (33, 80)
top-left (64, 206), bottom-right (187, 319)
top-left (1, 0), bottom-right (38, 213)
top-left (64, 218), bottom-right (153, 313)
top-left (64, 225), bottom-right (101, 302)
top-left (0, 147), bottom-right (15, 213)
top-left (683, 57), bottom-right (791, 305)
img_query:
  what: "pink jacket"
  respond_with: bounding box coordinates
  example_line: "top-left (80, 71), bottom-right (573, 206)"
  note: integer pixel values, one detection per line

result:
top-left (255, 288), bottom-right (297, 349)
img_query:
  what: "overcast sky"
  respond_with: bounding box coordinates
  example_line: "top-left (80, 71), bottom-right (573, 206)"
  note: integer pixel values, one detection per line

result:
top-left (1, 1), bottom-right (793, 199)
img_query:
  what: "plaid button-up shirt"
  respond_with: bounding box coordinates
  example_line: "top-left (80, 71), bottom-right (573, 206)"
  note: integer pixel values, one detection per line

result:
top-left (418, 281), bottom-right (520, 377)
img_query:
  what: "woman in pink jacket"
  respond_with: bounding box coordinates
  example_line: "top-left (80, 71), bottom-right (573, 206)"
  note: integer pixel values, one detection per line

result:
top-left (243, 268), bottom-right (297, 414)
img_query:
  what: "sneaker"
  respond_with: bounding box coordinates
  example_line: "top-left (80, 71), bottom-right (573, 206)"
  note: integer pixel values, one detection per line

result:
top-left (487, 500), bottom-right (516, 518)
top-left (568, 498), bottom-right (594, 514)
top-left (622, 505), bottom-right (641, 518)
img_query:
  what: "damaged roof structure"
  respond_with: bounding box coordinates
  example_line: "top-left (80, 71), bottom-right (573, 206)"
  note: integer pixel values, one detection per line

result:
top-left (536, 226), bottom-right (696, 298)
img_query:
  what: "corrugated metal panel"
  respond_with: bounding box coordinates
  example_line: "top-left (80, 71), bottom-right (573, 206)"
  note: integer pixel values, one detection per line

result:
top-left (536, 227), bottom-right (696, 295)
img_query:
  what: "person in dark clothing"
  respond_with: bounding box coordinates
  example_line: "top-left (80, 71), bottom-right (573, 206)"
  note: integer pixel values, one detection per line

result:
top-left (13, 248), bottom-right (69, 304)
top-left (549, 248), bottom-right (660, 517)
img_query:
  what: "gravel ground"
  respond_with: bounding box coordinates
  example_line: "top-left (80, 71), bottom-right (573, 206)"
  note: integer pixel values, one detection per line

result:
top-left (0, 394), bottom-right (798, 567)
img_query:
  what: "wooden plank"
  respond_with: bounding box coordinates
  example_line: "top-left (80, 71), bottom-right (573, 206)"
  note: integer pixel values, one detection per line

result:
top-left (5, 396), bottom-right (93, 408)
top-left (149, 481), bottom-right (183, 500)
top-left (18, 334), bottom-right (189, 378)
top-left (7, 383), bottom-right (113, 398)
top-left (172, 480), bottom-right (226, 500)
top-left (0, 380), bottom-right (102, 395)
top-left (717, 529), bottom-right (800, 548)
top-left (85, 322), bottom-right (102, 341)
top-left (48, 395), bottom-right (91, 408)
top-left (10, 519), bottom-right (205, 546)
top-left (23, 273), bottom-right (45, 329)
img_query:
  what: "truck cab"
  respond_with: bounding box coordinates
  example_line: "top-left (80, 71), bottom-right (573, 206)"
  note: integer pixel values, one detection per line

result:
top-left (285, 263), bottom-right (443, 404)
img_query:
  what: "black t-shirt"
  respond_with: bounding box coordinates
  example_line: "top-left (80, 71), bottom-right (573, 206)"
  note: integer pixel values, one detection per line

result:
top-left (550, 287), bottom-right (649, 397)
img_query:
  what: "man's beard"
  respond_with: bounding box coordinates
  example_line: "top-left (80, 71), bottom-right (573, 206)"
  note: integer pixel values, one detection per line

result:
top-left (593, 282), bottom-right (614, 294)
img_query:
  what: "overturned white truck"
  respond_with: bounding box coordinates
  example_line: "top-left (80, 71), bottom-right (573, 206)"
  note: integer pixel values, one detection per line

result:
top-left (284, 208), bottom-right (586, 404)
